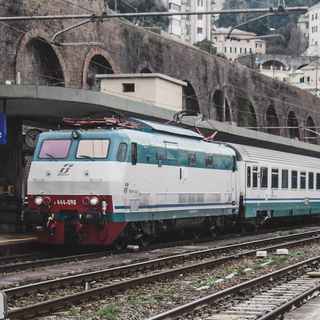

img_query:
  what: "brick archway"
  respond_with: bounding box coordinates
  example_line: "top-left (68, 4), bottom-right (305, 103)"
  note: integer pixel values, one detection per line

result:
top-left (136, 62), bottom-right (154, 73)
top-left (15, 29), bottom-right (68, 86)
top-left (305, 115), bottom-right (318, 144)
top-left (182, 80), bottom-right (200, 113)
top-left (265, 105), bottom-right (280, 136)
top-left (82, 48), bottom-right (118, 90)
top-left (287, 110), bottom-right (300, 140)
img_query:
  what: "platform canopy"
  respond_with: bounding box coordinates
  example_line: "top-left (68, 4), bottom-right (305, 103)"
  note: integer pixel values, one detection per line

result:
top-left (1, 84), bottom-right (320, 158)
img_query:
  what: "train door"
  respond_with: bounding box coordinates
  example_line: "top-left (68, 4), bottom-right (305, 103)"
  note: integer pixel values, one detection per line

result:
top-left (243, 162), bottom-right (255, 205)
top-left (271, 167), bottom-right (279, 199)
top-left (129, 142), bottom-right (143, 212)
top-left (243, 162), bottom-right (259, 218)
top-left (231, 156), bottom-right (237, 203)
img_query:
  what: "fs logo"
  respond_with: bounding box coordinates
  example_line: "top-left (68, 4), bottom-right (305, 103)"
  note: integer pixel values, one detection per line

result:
top-left (58, 164), bottom-right (74, 176)
top-left (124, 182), bottom-right (129, 193)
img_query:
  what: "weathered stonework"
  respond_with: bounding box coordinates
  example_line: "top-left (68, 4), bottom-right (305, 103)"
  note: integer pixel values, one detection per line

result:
top-left (0, 0), bottom-right (318, 139)
top-left (1, 0), bottom-right (320, 232)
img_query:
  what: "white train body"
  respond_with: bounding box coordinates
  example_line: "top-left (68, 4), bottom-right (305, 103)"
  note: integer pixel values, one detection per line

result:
top-left (25, 118), bottom-right (320, 246)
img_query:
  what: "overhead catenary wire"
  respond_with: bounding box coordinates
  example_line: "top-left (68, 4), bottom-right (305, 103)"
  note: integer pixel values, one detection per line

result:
top-left (0, 5), bottom-right (308, 22)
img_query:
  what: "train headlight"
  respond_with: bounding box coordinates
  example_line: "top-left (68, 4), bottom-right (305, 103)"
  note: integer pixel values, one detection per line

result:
top-left (90, 196), bottom-right (99, 206)
top-left (82, 197), bottom-right (90, 206)
top-left (44, 197), bottom-right (51, 205)
top-left (35, 196), bottom-right (43, 205)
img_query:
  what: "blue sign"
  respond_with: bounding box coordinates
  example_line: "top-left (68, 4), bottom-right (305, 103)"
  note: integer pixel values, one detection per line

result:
top-left (0, 113), bottom-right (7, 145)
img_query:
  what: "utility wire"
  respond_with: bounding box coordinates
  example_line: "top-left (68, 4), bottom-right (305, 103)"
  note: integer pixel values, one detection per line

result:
top-left (0, 1), bottom-right (318, 124)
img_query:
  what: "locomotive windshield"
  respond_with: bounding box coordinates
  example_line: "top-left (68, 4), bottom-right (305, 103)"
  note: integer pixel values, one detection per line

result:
top-left (76, 139), bottom-right (110, 159)
top-left (39, 140), bottom-right (71, 159)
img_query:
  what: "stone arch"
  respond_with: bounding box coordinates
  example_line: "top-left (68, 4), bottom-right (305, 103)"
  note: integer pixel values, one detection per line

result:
top-left (16, 29), bottom-right (67, 86)
top-left (262, 60), bottom-right (287, 71)
top-left (140, 68), bottom-right (152, 73)
top-left (225, 98), bottom-right (231, 123)
top-left (297, 64), bottom-right (308, 69)
top-left (182, 80), bottom-right (200, 113)
top-left (235, 93), bottom-right (257, 129)
top-left (136, 62), bottom-right (154, 73)
top-left (265, 105), bottom-right (280, 135)
top-left (305, 116), bottom-right (318, 144)
top-left (211, 89), bottom-right (231, 122)
top-left (82, 48), bottom-right (117, 90)
top-left (287, 111), bottom-right (300, 140)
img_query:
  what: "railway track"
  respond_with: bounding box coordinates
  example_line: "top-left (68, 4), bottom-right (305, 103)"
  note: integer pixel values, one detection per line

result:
top-left (148, 258), bottom-right (320, 320)
top-left (2, 227), bottom-right (320, 274)
top-left (5, 230), bottom-right (320, 319)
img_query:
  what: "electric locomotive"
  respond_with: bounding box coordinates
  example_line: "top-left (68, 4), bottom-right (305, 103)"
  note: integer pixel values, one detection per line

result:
top-left (24, 117), bottom-right (239, 248)
top-left (25, 115), bottom-right (320, 248)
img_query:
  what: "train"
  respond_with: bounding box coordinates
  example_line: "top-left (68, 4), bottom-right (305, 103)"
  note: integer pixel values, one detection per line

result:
top-left (24, 115), bottom-right (320, 249)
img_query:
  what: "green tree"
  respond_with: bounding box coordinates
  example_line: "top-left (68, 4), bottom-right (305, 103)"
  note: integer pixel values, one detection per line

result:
top-left (194, 38), bottom-right (217, 54)
top-left (217, 0), bottom-right (319, 53)
top-left (216, 52), bottom-right (228, 60)
top-left (218, 0), bottom-right (319, 32)
top-left (108, 0), bottom-right (169, 30)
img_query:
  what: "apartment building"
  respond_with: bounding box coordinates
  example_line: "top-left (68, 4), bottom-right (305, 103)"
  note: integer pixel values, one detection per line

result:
top-left (307, 2), bottom-right (320, 55)
top-left (162, 0), bottom-right (225, 44)
top-left (213, 28), bottom-right (266, 61)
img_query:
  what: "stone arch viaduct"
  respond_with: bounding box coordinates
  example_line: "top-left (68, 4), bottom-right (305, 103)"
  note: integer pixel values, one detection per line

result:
top-left (2, 0), bottom-right (320, 233)
top-left (238, 53), bottom-right (316, 72)
top-left (1, 0), bottom-right (320, 144)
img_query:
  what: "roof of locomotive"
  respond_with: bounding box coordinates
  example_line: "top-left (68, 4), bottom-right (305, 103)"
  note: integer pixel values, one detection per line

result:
top-left (228, 143), bottom-right (320, 168)
top-left (129, 118), bottom-right (205, 139)
top-left (37, 119), bottom-right (236, 157)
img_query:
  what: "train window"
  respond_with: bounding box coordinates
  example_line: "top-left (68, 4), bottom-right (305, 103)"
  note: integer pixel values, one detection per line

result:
top-left (165, 142), bottom-right (178, 160)
top-left (206, 156), bottom-right (213, 167)
top-left (188, 153), bottom-right (196, 166)
top-left (252, 166), bottom-right (258, 188)
top-left (39, 140), bottom-right (71, 159)
top-left (309, 172), bottom-right (314, 190)
top-left (291, 171), bottom-right (298, 189)
top-left (300, 172), bottom-right (306, 190)
top-left (76, 140), bottom-right (109, 159)
top-left (247, 166), bottom-right (251, 188)
top-left (271, 168), bottom-right (279, 189)
top-left (282, 170), bottom-right (289, 189)
top-left (131, 142), bottom-right (137, 165)
top-left (316, 173), bottom-right (320, 190)
top-left (260, 167), bottom-right (268, 188)
top-left (117, 143), bottom-right (127, 162)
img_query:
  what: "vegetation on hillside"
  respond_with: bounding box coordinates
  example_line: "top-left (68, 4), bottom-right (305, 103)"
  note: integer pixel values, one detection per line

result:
top-left (194, 38), bottom-right (217, 54)
top-left (194, 38), bottom-right (229, 59)
top-left (107, 0), bottom-right (169, 31)
top-left (217, 0), bottom-right (319, 54)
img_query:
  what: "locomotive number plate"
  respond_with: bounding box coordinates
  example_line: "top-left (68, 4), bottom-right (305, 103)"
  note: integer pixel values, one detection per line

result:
top-left (56, 199), bottom-right (77, 205)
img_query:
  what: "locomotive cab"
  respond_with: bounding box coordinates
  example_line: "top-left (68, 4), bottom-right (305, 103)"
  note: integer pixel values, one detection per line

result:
top-left (25, 117), bottom-right (240, 248)
top-left (25, 128), bottom-right (127, 245)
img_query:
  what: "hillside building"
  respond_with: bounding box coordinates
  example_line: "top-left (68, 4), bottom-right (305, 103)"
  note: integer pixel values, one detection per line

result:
top-left (212, 28), bottom-right (266, 61)
top-left (162, 0), bottom-right (225, 44)
top-left (307, 2), bottom-right (320, 56)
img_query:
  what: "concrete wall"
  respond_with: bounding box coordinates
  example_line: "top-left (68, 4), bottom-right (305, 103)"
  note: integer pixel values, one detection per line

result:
top-left (0, 0), bottom-right (319, 133)
top-left (100, 76), bottom-right (184, 111)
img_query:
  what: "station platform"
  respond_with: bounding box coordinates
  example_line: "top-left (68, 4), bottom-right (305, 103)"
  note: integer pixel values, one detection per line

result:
top-left (0, 233), bottom-right (36, 244)
top-left (0, 233), bottom-right (38, 255)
